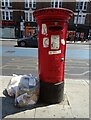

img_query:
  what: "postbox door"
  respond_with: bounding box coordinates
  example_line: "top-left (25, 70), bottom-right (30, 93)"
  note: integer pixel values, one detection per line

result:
top-left (46, 31), bottom-right (65, 83)
top-left (38, 22), bottom-right (66, 83)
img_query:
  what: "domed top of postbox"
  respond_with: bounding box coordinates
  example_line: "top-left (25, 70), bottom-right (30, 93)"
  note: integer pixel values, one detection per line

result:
top-left (33, 8), bottom-right (74, 22)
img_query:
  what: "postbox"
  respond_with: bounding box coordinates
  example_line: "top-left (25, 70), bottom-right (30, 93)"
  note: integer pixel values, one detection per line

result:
top-left (33, 8), bottom-right (73, 103)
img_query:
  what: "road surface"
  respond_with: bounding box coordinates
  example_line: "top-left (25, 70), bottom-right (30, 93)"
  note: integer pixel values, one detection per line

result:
top-left (0, 40), bottom-right (90, 80)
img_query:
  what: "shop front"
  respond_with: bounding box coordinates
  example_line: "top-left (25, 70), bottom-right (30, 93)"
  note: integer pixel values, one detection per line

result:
top-left (67, 24), bottom-right (90, 42)
top-left (24, 22), bottom-right (37, 37)
top-left (1, 21), bottom-right (16, 39)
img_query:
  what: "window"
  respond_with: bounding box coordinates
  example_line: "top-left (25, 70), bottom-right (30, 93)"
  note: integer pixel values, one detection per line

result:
top-left (83, 2), bottom-right (88, 11)
top-left (25, 0), bottom-right (29, 8)
top-left (78, 15), bottom-right (81, 24)
top-left (76, 2), bottom-right (79, 10)
top-left (2, 10), bottom-right (13, 20)
top-left (2, 0), bottom-right (12, 7)
top-left (51, 0), bottom-right (54, 7)
top-left (25, 11), bottom-right (35, 21)
top-left (25, 12), bottom-right (28, 21)
top-left (30, 13), bottom-right (32, 21)
top-left (59, 1), bottom-right (62, 7)
top-left (10, 12), bottom-right (13, 20)
top-left (33, 0), bottom-right (36, 8)
top-left (25, 0), bottom-right (36, 9)
top-left (5, 0), bottom-right (8, 7)
top-left (82, 15), bottom-right (86, 24)
top-left (55, 1), bottom-right (58, 7)
top-left (6, 11), bottom-right (9, 20)
top-left (2, 0), bottom-right (4, 7)
top-left (76, 2), bottom-right (81, 11)
top-left (9, 0), bottom-right (12, 6)
top-left (76, 1), bottom-right (88, 11)
top-left (29, 1), bottom-right (32, 8)
top-left (74, 13), bottom-right (86, 24)
top-left (51, 0), bottom-right (62, 8)
top-left (80, 2), bottom-right (83, 10)
top-left (2, 11), bottom-right (5, 20)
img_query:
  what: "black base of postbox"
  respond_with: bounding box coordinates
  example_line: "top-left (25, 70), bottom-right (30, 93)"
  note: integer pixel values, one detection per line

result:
top-left (39, 80), bottom-right (64, 104)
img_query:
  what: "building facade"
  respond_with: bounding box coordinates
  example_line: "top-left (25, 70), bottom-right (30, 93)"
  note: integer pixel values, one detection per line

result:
top-left (70, 0), bottom-right (91, 41)
top-left (1, 0), bottom-right (91, 40)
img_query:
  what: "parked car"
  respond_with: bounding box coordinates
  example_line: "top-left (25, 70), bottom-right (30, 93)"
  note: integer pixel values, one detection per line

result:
top-left (17, 34), bottom-right (38, 47)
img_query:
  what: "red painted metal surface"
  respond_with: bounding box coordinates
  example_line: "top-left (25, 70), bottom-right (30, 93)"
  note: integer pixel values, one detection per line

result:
top-left (33, 8), bottom-right (73, 83)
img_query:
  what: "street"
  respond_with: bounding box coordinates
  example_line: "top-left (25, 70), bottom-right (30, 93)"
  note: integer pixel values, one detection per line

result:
top-left (0, 40), bottom-right (90, 80)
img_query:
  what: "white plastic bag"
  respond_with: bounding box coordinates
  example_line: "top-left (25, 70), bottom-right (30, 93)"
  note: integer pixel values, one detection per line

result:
top-left (7, 74), bottom-right (22, 97)
top-left (6, 74), bottom-right (39, 107)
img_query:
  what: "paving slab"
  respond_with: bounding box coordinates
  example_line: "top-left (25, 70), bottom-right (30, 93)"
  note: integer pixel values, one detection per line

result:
top-left (65, 79), bottom-right (89, 118)
top-left (35, 96), bottom-right (73, 118)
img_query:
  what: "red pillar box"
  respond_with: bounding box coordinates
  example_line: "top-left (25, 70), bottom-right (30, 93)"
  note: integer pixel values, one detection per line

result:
top-left (33, 8), bottom-right (73, 104)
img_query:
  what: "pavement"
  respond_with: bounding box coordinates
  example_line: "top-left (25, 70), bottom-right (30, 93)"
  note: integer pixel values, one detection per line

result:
top-left (0, 38), bottom-right (91, 45)
top-left (0, 38), bottom-right (17, 41)
top-left (0, 76), bottom-right (89, 119)
top-left (66, 40), bottom-right (91, 45)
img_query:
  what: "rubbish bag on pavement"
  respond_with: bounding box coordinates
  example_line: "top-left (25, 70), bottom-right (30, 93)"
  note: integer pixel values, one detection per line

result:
top-left (7, 74), bottom-right (21, 97)
top-left (6, 74), bottom-right (39, 107)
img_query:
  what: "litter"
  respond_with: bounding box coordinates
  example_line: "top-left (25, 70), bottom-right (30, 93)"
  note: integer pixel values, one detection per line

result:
top-left (6, 74), bottom-right (39, 107)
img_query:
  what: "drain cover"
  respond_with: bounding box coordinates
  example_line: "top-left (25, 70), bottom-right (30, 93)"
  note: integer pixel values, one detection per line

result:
top-left (6, 50), bottom-right (15, 53)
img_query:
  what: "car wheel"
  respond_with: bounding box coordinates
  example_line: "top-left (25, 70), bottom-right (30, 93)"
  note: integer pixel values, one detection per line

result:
top-left (19, 41), bottom-right (26, 47)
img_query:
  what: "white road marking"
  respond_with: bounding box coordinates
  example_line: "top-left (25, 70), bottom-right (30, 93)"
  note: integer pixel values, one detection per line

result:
top-left (65, 71), bottom-right (91, 76)
top-left (65, 61), bottom-right (89, 64)
top-left (83, 47), bottom-right (90, 50)
top-left (65, 66), bottom-right (89, 68)
top-left (65, 70), bottom-right (69, 72)
top-left (86, 63), bottom-right (89, 65)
